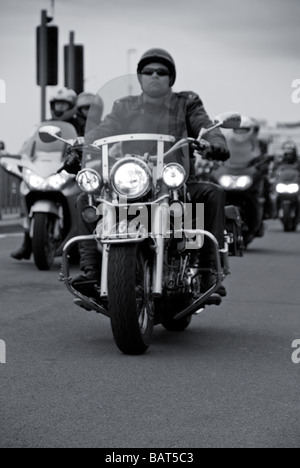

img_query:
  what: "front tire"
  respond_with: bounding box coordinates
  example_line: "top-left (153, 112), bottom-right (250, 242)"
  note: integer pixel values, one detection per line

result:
top-left (108, 244), bottom-right (154, 355)
top-left (32, 213), bottom-right (57, 270)
top-left (160, 294), bottom-right (192, 332)
top-left (282, 203), bottom-right (296, 232)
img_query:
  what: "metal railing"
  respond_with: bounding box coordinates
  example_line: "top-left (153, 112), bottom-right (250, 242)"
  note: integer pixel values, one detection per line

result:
top-left (0, 166), bottom-right (21, 219)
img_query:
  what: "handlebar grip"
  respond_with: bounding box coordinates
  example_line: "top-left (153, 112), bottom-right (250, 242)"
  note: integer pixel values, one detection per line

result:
top-left (57, 165), bottom-right (65, 174)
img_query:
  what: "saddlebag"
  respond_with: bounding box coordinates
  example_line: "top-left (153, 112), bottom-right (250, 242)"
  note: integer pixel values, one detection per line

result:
top-left (225, 205), bottom-right (244, 257)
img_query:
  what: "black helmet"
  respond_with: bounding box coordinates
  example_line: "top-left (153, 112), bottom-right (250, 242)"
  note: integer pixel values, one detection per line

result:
top-left (282, 140), bottom-right (298, 164)
top-left (137, 48), bottom-right (176, 86)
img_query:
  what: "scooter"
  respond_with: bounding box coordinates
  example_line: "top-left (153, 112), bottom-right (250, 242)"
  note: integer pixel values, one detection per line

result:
top-left (0, 121), bottom-right (80, 270)
top-left (271, 163), bottom-right (300, 232)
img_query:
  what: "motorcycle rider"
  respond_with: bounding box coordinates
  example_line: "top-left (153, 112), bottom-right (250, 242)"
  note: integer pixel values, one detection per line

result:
top-left (67, 48), bottom-right (230, 299)
top-left (11, 87), bottom-right (79, 261)
top-left (50, 87), bottom-right (80, 132)
top-left (226, 116), bottom-right (262, 166)
top-left (280, 140), bottom-right (300, 167)
top-left (227, 116), bottom-right (273, 219)
top-left (76, 92), bottom-right (104, 136)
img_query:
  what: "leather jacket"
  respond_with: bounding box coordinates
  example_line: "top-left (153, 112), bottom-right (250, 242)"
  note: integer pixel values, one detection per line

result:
top-left (85, 91), bottom-right (228, 182)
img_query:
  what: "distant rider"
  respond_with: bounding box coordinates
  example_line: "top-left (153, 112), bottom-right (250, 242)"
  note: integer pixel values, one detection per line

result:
top-left (11, 87), bottom-right (79, 261)
top-left (76, 92), bottom-right (104, 136)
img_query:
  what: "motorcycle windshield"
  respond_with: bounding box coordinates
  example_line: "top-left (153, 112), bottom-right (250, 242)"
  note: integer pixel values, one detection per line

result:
top-left (276, 165), bottom-right (300, 184)
top-left (21, 121), bottom-right (78, 163)
top-left (82, 75), bottom-right (190, 177)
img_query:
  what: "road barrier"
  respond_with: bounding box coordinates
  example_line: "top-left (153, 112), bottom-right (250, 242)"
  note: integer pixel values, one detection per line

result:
top-left (0, 165), bottom-right (21, 219)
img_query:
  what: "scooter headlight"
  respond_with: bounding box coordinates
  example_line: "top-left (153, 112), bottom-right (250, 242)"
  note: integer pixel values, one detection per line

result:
top-left (47, 172), bottom-right (73, 190)
top-left (111, 159), bottom-right (151, 199)
top-left (276, 183), bottom-right (300, 194)
top-left (76, 169), bottom-right (102, 194)
top-left (23, 169), bottom-right (45, 190)
top-left (23, 169), bottom-right (73, 190)
top-left (163, 164), bottom-right (186, 189)
top-left (219, 175), bottom-right (253, 190)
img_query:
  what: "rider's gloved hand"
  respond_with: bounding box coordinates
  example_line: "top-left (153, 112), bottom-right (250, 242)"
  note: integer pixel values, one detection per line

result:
top-left (73, 136), bottom-right (85, 148)
top-left (207, 143), bottom-right (230, 162)
top-left (61, 149), bottom-right (82, 175)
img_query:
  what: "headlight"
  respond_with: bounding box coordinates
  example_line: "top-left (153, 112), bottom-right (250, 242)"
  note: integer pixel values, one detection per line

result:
top-left (163, 164), bottom-right (186, 189)
top-left (23, 169), bottom-right (73, 190)
top-left (47, 172), bottom-right (72, 190)
top-left (111, 159), bottom-right (151, 199)
top-left (276, 183), bottom-right (300, 194)
top-left (219, 175), bottom-right (253, 190)
top-left (76, 169), bottom-right (102, 194)
top-left (23, 169), bottom-right (45, 190)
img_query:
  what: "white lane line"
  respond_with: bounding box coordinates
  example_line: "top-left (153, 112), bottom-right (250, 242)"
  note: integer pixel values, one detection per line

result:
top-left (0, 233), bottom-right (23, 239)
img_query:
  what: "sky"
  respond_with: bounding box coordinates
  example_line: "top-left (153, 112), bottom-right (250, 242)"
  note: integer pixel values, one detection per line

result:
top-left (0, 0), bottom-right (300, 152)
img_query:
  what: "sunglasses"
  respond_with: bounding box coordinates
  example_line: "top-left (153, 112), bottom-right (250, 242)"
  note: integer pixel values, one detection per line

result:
top-left (140, 67), bottom-right (170, 77)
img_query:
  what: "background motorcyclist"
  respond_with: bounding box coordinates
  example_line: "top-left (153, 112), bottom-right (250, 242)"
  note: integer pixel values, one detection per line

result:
top-left (226, 116), bottom-right (262, 166)
top-left (76, 92), bottom-right (104, 136)
top-left (50, 87), bottom-right (79, 130)
top-left (280, 140), bottom-right (300, 167)
top-left (68, 48), bottom-right (230, 300)
top-left (11, 88), bottom-right (79, 261)
top-left (226, 116), bottom-right (273, 219)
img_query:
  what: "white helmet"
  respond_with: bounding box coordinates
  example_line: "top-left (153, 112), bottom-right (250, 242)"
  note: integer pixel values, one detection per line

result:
top-left (231, 116), bottom-right (255, 143)
top-left (50, 87), bottom-right (77, 121)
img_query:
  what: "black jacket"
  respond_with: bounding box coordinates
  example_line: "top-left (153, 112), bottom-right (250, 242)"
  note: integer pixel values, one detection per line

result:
top-left (85, 91), bottom-right (228, 181)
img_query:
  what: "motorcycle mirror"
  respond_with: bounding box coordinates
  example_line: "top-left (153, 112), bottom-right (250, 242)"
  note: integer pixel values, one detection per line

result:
top-left (39, 126), bottom-right (63, 143)
top-left (214, 112), bottom-right (242, 129)
top-left (0, 141), bottom-right (5, 151)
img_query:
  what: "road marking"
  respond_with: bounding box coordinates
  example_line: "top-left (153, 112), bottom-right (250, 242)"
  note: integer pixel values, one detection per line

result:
top-left (0, 233), bottom-right (23, 240)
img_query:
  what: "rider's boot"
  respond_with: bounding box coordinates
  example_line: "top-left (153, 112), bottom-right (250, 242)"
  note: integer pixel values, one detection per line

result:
top-left (71, 266), bottom-right (100, 298)
top-left (11, 232), bottom-right (32, 260)
top-left (201, 271), bottom-right (227, 297)
top-left (200, 256), bottom-right (227, 298)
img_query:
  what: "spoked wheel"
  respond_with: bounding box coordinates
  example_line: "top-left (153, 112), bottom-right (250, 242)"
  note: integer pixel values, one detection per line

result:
top-left (32, 213), bottom-right (58, 270)
top-left (108, 244), bottom-right (154, 355)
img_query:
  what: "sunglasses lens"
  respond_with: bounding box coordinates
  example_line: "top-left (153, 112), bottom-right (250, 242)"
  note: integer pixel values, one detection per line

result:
top-left (141, 68), bottom-right (170, 76)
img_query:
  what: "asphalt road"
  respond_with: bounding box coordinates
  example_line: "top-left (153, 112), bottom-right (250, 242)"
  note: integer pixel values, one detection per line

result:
top-left (0, 220), bottom-right (299, 448)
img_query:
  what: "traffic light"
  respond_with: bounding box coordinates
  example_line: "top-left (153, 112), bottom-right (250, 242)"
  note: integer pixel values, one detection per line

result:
top-left (36, 25), bottom-right (58, 86)
top-left (64, 44), bottom-right (84, 95)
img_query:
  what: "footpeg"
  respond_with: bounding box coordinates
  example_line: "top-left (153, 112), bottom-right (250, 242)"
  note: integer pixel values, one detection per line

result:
top-left (74, 298), bottom-right (93, 312)
top-left (204, 293), bottom-right (222, 306)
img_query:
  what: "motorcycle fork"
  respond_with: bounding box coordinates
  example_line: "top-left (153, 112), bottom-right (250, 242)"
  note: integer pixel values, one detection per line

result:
top-left (98, 201), bottom-right (166, 299)
top-left (152, 202), bottom-right (170, 297)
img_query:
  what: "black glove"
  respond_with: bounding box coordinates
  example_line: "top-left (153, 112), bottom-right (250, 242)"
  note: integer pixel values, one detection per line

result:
top-left (60, 149), bottom-right (82, 175)
top-left (206, 143), bottom-right (230, 162)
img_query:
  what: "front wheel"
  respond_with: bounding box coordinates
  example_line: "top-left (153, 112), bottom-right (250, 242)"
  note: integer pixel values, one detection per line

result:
top-left (282, 203), bottom-right (296, 232)
top-left (108, 244), bottom-right (154, 355)
top-left (32, 213), bottom-right (58, 270)
top-left (160, 294), bottom-right (192, 332)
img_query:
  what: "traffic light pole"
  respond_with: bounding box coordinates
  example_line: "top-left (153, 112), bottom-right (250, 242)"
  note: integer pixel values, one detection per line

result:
top-left (67, 31), bottom-right (76, 91)
top-left (39, 10), bottom-right (48, 121)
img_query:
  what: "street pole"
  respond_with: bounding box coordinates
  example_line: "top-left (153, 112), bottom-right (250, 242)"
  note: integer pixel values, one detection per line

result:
top-left (40, 10), bottom-right (48, 121)
top-left (67, 31), bottom-right (76, 91)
